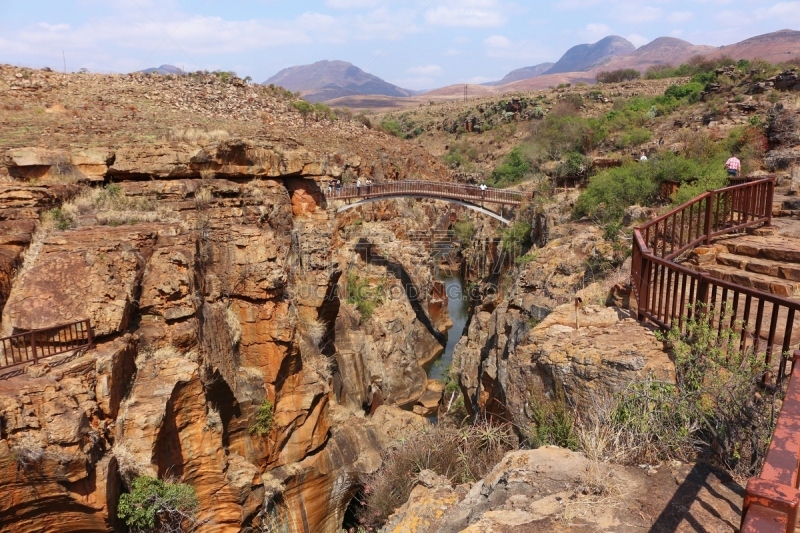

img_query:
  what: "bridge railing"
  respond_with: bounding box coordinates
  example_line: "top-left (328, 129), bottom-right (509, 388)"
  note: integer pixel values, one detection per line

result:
top-left (741, 351), bottom-right (800, 533)
top-left (327, 180), bottom-right (530, 206)
top-left (0, 320), bottom-right (93, 370)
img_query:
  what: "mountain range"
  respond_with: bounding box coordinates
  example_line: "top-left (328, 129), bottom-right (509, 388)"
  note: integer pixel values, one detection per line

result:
top-left (261, 29), bottom-right (800, 108)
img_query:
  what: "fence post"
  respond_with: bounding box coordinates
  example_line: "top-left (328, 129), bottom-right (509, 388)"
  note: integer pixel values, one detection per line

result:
top-left (30, 331), bottom-right (37, 365)
top-left (696, 273), bottom-right (711, 318)
top-left (766, 178), bottom-right (775, 227)
top-left (637, 255), bottom-right (650, 322)
top-left (704, 191), bottom-right (714, 245)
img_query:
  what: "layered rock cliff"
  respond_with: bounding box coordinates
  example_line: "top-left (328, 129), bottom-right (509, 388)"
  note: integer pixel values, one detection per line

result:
top-left (0, 65), bottom-right (457, 533)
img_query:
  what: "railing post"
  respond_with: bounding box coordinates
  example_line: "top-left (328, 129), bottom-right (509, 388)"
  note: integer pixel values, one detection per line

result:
top-left (704, 191), bottom-right (714, 245)
top-left (638, 255), bottom-right (651, 322)
top-left (767, 178), bottom-right (775, 227)
top-left (86, 320), bottom-right (94, 348)
top-left (696, 273), bottom-right (711, 316)
top-left (30, 330), bottom-right (37, 365)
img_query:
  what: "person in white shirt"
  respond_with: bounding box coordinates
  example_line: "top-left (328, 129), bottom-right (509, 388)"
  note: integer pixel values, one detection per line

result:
top-left (356, 178), bottom-right (362, 195)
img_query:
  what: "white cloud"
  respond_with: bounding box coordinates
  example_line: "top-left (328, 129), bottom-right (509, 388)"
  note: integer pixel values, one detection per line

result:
top-left (444, 48), bottom-right (461, 56)
top-left (484, 35), bottom-right (512, 48)
top-left (628, 33), bottom-right (649, 47)
top-left (407, 64), bottom-right (443, 75)
top-left (425, 0), bottom-right (508, 27)
top-left (324, 0), bottom-right (379, 9)
top-left (583, 23), bottom-right (611, 41)
top-left (668, 11), bottom-right (694, 23)
top-left (754, 2), bottom-right (800, 22)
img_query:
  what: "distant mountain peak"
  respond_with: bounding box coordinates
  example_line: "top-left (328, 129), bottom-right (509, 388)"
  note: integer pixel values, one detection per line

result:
top-left (264, 60), bottom-right (413, 103)
top-left (546, 35), bottom-right (636, 74)
top-left (484, 63), bottom-right (555, 86)
top-left (139, 64), bottom-right (186, 75)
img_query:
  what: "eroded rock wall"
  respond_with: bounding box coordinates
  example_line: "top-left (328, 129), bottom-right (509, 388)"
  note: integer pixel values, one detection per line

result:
top-left (0, 137), bottom-right (450, 532)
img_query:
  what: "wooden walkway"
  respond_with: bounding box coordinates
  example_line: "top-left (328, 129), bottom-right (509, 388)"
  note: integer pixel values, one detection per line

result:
top-left (626, 177), bottom-right (800, 533)
top-left (327, 180), bottom-right (530, 207)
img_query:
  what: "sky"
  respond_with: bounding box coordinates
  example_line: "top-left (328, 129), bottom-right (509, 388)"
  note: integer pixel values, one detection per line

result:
top-left (0, 0), bottom-right (798, 89)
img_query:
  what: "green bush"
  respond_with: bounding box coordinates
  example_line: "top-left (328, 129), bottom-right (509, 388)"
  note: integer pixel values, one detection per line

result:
top-left (250, 398), bottom-right (274, 436)
top-left (45, 208), bottom-right (73, 231)
top-left (527, 387), bottom-right (578, 450)
top-left (597, 68), bottom-right (641, 83)
top-left (379, 119), bottom-right (404, 138)
top-left (346, 271), bottom-right (384, 321)
top-left (488, 146), bottom-right (531, 187)
top-left (575, 153), bottom-right (728, 222)
top-left (574, 163), bottom-right (658, 222)
top-left (118, 476), bottom-right (198, 533)
top-left (500, 219), bottom-right (531, 254)
top-left (452, 219), bottom-right (475, 247)
top-left (291, 100), bottom-right (314, 122)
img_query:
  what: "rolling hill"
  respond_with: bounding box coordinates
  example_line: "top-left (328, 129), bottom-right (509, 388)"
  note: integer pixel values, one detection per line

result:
top-left (263, 60), bottom-right (414, 103)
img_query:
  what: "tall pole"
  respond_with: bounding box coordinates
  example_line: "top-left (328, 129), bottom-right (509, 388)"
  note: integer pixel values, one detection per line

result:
top-left (62, 51), bottom-right (66, 74)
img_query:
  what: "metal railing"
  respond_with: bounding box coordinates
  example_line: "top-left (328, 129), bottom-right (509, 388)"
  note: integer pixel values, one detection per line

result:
top-left (741, 350), bottom-right (800, 533)
top-left (326, 180), bottom-right (530, 206)
top-left (631, 179), bottom-right (796, 383)
top-left (626, 178), bottom-right (800, 532)
top-left (0, 320), bottom-right (93, 370)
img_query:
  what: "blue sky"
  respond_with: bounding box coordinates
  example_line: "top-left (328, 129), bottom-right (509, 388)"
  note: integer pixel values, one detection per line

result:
top-left (0, 0), bottom-right (798, 89)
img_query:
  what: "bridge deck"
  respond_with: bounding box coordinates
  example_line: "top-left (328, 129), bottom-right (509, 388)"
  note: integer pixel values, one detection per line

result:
top-left (327, 180), bottom-right (529, 206)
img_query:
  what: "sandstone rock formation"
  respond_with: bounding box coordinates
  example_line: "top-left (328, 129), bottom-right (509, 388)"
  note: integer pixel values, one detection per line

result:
top-left (0, 67), bottom-right (456, 532)
top-left (453, 223), bottom-right (674, 425)
top-left (384, 447), bottom-right (744, 532)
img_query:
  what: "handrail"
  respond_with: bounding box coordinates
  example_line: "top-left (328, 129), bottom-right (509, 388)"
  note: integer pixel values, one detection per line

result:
top-left (0, 320), bottom-right (93, 371)
top-left (632, 178), bottom-right (793, 381)
top-left (741, 351), bottom-right (800, 533)
top-left (624, 178), bottom-right (800, 532)
top-left (325, 180), bottom-right (531, 206)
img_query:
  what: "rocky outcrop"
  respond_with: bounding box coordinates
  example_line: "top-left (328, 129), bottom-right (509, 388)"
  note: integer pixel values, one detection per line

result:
top-left (384, 447), bottom-right (744, 532)
top-left (453, 223), bottom-right (673, 425)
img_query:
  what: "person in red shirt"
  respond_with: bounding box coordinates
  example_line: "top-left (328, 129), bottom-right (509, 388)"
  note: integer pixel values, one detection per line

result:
top-left (725, 153), bottom-right (741, 177)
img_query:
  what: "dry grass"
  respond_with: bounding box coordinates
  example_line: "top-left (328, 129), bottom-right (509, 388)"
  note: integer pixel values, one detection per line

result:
top-left (61, 184), bottom-right (177, 227)
top-left (357, 422), bottom-right (516, 529)
top-left (225, 307), bottom-right (242, 347)
top-left (165, 127), bottom-right (230, 144)
top-left (112, 442), bottom-right (148, 479)
top-left (10, 434), bottom-right (45, 469)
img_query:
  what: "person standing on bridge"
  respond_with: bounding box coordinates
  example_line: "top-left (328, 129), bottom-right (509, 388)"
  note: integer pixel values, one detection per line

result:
top-left (366, 178), bottom-right (372, 195)
top-left (479, 182), bottom-right (487, 200)
top-left (356, 178), bottom-right (362, 196)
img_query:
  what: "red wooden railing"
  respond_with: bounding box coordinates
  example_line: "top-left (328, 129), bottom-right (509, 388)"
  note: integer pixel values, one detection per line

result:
top-left (628, 177), bottom-right (800, 531)
top-left (0, 320), bottom-right (93, 371)
top-left (741, 350), bottom-right (800, 533)
top-left (631, 178), bottom-right (795, 381)
top-left (327, 180), bottom-right (530, 206)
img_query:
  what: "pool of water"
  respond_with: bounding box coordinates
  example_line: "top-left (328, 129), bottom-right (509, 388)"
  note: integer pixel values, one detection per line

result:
top-left (426, 266), bottom-right (469, 382)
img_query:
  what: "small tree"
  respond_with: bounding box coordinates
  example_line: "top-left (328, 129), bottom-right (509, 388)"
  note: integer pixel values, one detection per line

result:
top-left (118, 476), bottom-right (199, 533)
top-left (291, 101), bottom-right (314, 124)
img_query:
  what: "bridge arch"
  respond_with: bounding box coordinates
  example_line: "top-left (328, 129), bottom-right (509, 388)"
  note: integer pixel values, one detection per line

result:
top-left (336, 196), bottom-right (512, 224)
top-left (326, 180), bottom-right (529, 225)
